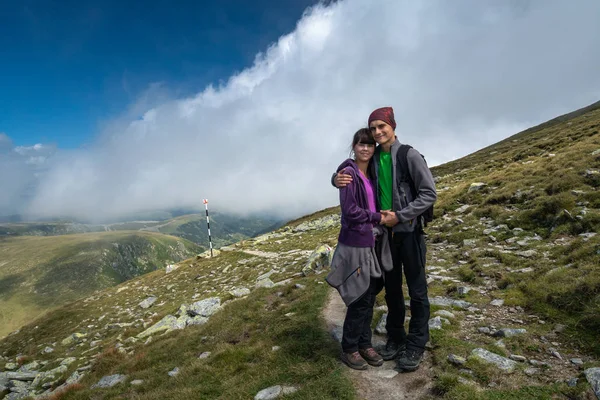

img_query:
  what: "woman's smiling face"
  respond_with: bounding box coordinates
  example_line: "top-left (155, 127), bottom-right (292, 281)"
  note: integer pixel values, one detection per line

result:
top-left (354, 142), bottom-right (375, 163)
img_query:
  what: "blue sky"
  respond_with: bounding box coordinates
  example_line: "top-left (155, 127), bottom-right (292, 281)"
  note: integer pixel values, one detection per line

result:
top-left (0, 0), bottom-right (318, 148)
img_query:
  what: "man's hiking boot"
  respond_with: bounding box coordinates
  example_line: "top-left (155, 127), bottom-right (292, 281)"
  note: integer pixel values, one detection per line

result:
top-left (358, 347), bottom-right (384, 367)
top-left (340, 351), bottom-right (368, 370)
top-left (395, 349), bottom-right (424, 372)
top-left (378, 340), bottom-right (406, 361)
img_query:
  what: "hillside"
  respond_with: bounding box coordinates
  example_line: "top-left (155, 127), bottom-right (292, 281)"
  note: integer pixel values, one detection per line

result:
top-left (0, 213), bottom-right (283, 249)
top-left (0, 232), bottom-right (202, 339)
top-left (0, 102), bottom-right (599, 399)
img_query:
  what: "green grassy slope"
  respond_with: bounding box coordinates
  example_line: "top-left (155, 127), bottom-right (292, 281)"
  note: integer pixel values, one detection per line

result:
top-left (428, 101), bottom-right (600, 354)
top-left (0, 231), bottom-right (202, 338)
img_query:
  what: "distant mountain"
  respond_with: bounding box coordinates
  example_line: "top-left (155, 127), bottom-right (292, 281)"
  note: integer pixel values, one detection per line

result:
top-left (0, 231), bottom-right (202, 338)
top-left (0, 212), bottom-right (285, 249)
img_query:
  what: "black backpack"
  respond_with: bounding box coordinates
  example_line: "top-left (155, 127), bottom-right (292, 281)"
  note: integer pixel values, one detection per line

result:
top-left (396, 144), bottom-right (434, 229)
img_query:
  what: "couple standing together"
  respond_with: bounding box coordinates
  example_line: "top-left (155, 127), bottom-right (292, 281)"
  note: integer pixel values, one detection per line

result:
top-left (326, 106), bottom-right (437, 372)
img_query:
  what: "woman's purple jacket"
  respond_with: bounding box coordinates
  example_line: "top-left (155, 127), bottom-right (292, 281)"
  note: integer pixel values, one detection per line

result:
top-left (336, 159), bottom-right (382, 247)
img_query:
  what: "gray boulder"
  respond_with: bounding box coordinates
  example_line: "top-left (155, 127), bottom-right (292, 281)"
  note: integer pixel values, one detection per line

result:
top-left (136, 315), bottom-right (182, 338)
top-left (91, 374), bottom-right (127, 389)
top-left (230, 288), bottom-right (251, 298)
top-left (256, 278), bottom-right (275, 289)
top-left (429, 316), bottom-right (443, 330)
top-left (430, 296), bottom-right (471, 309)
top-left (468, 183), bottom-right (487, 192)
top-left (139, 296), bottom-right (157, 309)
top-left (493, 328), bottom-right (527, 338)
top-left (302, 244), bottom-right (333, 276)
top-left (1, 372), bottom-right (37, 382)
top-left (187, 298), bottom-right (221, 317)
top-left (584, 368), bottom-right (600, 399)
top-left (448, 354), bottom-right (466, 366)
top-left (255, 385), bottom-right (296, 399)
top-left (375, 313), bottom-right (387, 335)
top-left (470, 348), bottom-right (517, 373)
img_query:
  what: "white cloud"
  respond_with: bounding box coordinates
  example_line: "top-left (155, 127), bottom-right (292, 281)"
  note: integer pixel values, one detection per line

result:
top-left (3, 0), bottom-right (600, 221)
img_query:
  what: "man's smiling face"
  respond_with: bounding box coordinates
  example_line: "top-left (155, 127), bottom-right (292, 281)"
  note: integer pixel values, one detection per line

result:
top-left (369, 120), bottom-right (395, 147)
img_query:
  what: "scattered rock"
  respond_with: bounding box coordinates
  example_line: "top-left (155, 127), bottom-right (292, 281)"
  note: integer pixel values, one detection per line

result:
top-left (584, 367), bottom-right (600, 399)
top-left (255, 278), bottom-right (275, 289)
top-left (255, 385), bottom-right (283, 400)
top-left (272, 346), bottom-right (281, 352)
top-left (548, 348), bottom-right (562, 360)
top-left (61, 332), bottom-right (87, 346)
top-left (429, 316), bottom-right (443, 330)
top-left (468, 183), bottom-right (487, 192)
top-left (131, 379), bottom-right (144, 385)
top-left (448, 354), bottom-right (466, 366)
top-left (457, 286), bottom-right (471, 295)
top-left (91, 374), bottom-right (127, 389)
top-left (455, 205), bottom-right (471, 214)
top-left (1, 372), bottom-right (37, 382)
top-left (463, 239), bottom-right (477, 247)
top-left (493, 328), bottom-right (527, 338)
top-left (470, 348), bottom-right (517, 373)
top-left (293, 214), bottom-right (340, 232)
top-left (187, 297), bottom-right (221, 317)
top-left (136, 315), bottom-right (182, 338)
top-left (4, 363), bottom-right (17, 371)
top-left (375, 313), bottom-right (387, 335)
top-left (478, 327), bottom-right (491, 334)
top-left (302, 244), bottom-right (333, 276)
top-left (524, 367), bottom-right (539, 376)
top-left (168, 367), bottom-right (180, 377)
top-left (229, 288), bottom-right (251, 298)
top-left (294, 284), bottom-right (306, 290)
top-left (139, 296), bottom-right (157, 309)
top-left (435, 310), bottom-right (456, 319)
top-left (42, 347), bottom-right (54, 354)
top-left (515, 250), bottom-right (537, 258)
top-left (490, 299), bottom-right (504, 307)
top-left (570, 358), bottom-right (584, 366)
top-left (566, 378), bottom-right (578, 387)
top-left (430, 296), bottom-right (471, 309)
top-left (198, 352), bottom-right (211, 359)
top-left (60, 357), bottom-right (77, 366)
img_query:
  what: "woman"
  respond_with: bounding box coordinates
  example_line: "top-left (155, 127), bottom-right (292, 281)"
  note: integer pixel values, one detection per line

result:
top-left (326, 128), bottom-right (392, 370)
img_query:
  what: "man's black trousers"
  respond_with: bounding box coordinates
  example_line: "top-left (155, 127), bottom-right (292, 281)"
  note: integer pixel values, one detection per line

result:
top-left (384, 230), bottom-right (430, 351)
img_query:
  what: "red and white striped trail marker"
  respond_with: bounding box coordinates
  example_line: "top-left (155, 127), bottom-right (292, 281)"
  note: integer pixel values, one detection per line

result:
top-left (203, 199), bottom-right (213, 257)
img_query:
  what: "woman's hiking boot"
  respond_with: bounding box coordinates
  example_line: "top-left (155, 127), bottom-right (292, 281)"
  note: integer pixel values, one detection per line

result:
top-left (395, 349), bottom-right (424, 372)
top-left (358, 347), bottom-right (384, 367)
top-left (340, 351), bottom-right (368, 370)
top-left (378, 339), bottom-right (406, 361)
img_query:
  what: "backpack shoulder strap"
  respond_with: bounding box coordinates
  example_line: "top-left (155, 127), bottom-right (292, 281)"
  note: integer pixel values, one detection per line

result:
top-left (396, 144), bottom-right (412, 181)
top-left (397, 144), bottom-right (418, 198)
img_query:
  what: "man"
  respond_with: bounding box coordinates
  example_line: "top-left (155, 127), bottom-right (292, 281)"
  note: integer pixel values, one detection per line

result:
top-left (332, 106), bottom-right (437, 371)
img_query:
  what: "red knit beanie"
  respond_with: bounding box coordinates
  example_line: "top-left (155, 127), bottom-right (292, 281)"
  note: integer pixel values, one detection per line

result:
top-left (368, 107), bottom-right (396, 130)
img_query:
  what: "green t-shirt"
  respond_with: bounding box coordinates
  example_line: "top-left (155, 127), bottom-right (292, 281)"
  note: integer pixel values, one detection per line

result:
top-left (378, 151), bottom-right (393, 210)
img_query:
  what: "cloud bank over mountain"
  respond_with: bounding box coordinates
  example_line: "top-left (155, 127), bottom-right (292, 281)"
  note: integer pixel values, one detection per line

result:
top-left (3, 0), bottom-right (600, 221)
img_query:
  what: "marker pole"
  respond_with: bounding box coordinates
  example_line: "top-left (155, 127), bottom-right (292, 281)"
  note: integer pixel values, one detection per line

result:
top-left (203, 199), bottom-right (213, 257)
